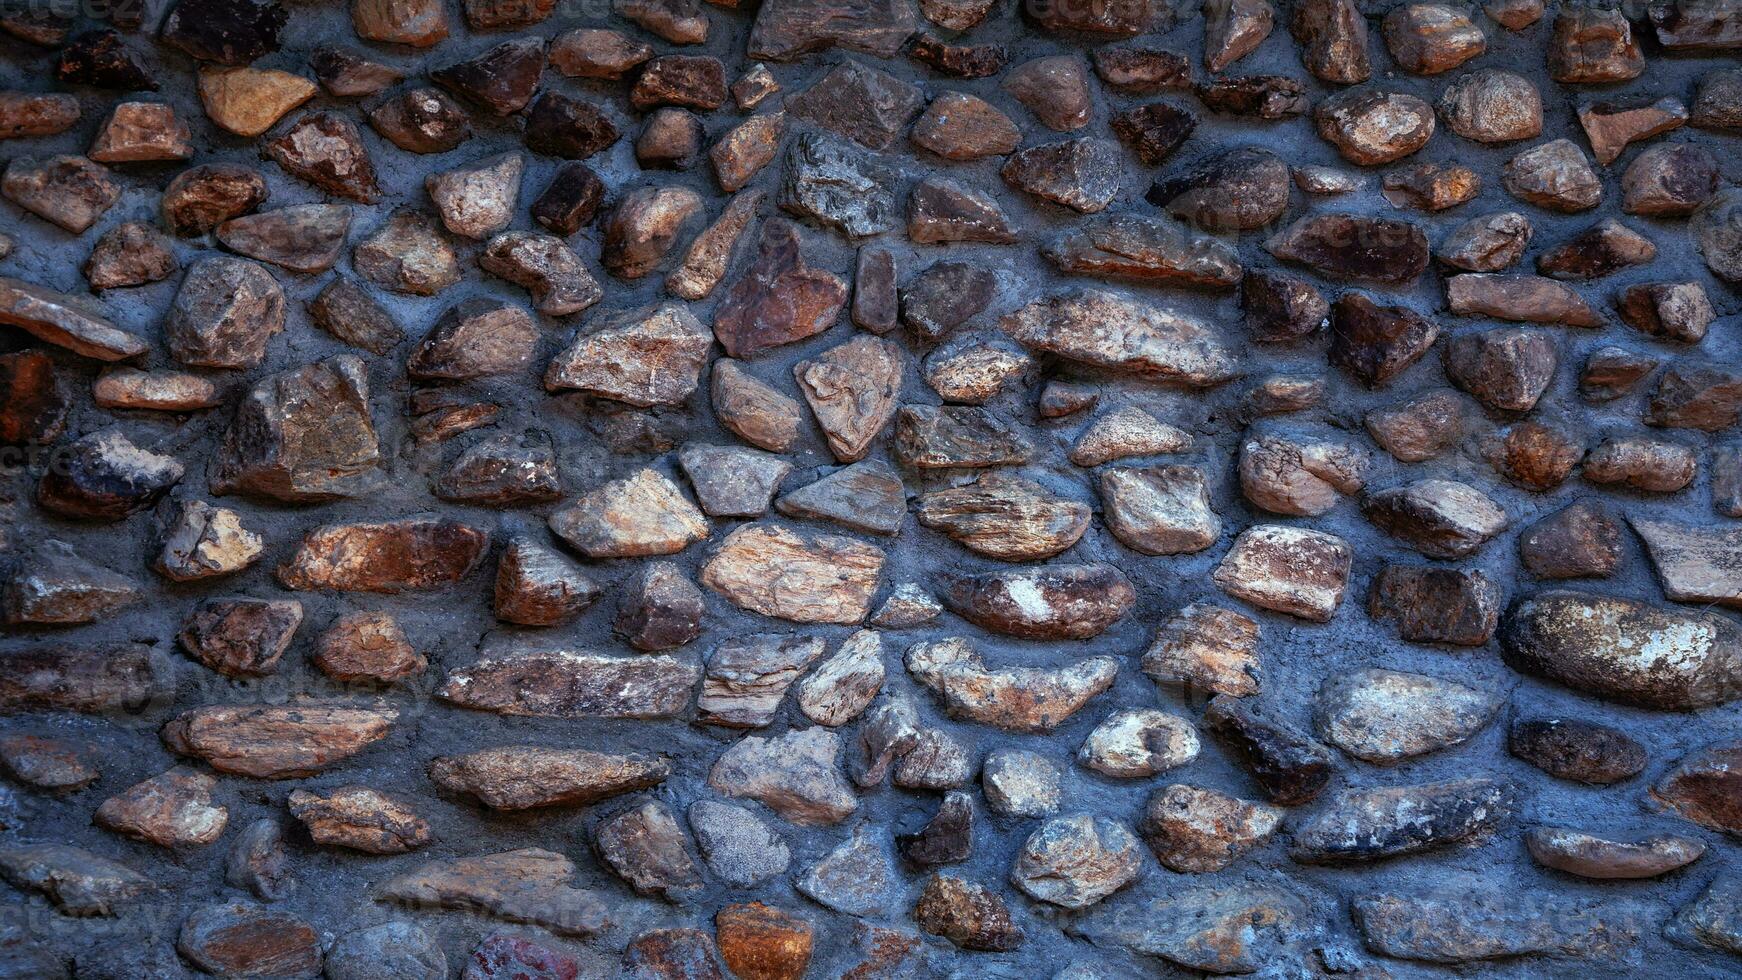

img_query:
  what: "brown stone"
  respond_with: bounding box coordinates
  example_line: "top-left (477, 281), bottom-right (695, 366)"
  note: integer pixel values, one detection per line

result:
top-left (668, 190), bottom-right (762, 300)
top-left (432, 38), bottom-right (544, 115)
top-left (84, 222), bottom-right (177, 290)
top-left (1383, 4), bottom-right (1484, 74)
top-left (1518, 500), bottom-right (1622, 579)
top-left (1438, 69), bottom-right (1541, 144)
top-left (1382, 163), bottom-right (1480, 211)
top-left (1315, 88), bottom-right (1434, 166)
top-left (715, 904), bottom-right (812, 980)
top-left (95, 768), bottom-right (228, 847)
top-left (1617, 281), bottom-right (1715, 344)
top-left (1139, 784), bottom-right (1283, 873)
top-left (1549, 7), bottom-right (1644, 84)
top-left (1445, 273), bottom-right (1603, 327)
top-left (1203, 0), bottom-right (1273, 71)
top-left (480, 231), bottom-right (602, 316)
top-left (310, 46), bottom-right (401, 97)
top-left (712, 358), bottom-right (802, 452)
top-left (216, 204), bottom-right (351, 274)
top-left (2, 155), bottom-right (118, 234)
top-left (373, 849), bottom-right (607, 936)
top-left (1503, 138), bottom-right (1601, 211)
top-left (313, 611), bottom-right (426, 683)
top-left (179, 597), bottom-right (302, 678)
top-left (702, 523), bottom-right (884, 625)
top-left (603, 186), bottom-right (703, 279)
top-left (1583, 436), bottom-right (1697, 492)
top-left (0, 92), bottom-right (79, 139)
top-left (0, 350), bottom-right (66, 443)
top-left (1622, 143), bottom-right (1719, 216)
top-left (632, 55), bottom-right (726, 112)
top-left (1443, 327), bottom-right (1557, 412)
top-left (1142, 603), bottom-right (1261, 697)
top-left (37, 429), bottom-right (183, 520)
top-left (710, 112), bottom-right (784, 193)
top-left (177, 904), bottom-right (320, 978)
top-left (431, 746), bottom-right (667, 811)
top-left (748, 0), bottom-right (917, 60)
top-left (1364, 479), bottom-right (1508, 558)
top-left (369, 88), bottom-right (471, 154)
top-left (908, 176), bottom-right (1019, 244)
top-left (549, 468), bottom-right (707, 558)
top-left (354, 209), bottom-right (461, 296)
top-left (197, 66), bottom-right (316, 137)
top-left (162, 163), bottom-right (268, 236)
top-left (1653, 742), bottom-right (1742, 835)
top-left (1485, 421), bottom-right (1583, 490)
top-left (913, 875), bottom-right (1022, 951)
top-left (792, 335), bottom-right (902, 462)
top-left (637, 108), bottom-right (703, 169)
top-left (278, 517), bottom-right (488, 592)
top-left (163, 704), bottom-right (396, 778)
top-left (1197, 74), bottom-right (1307, 118)
top-left (442, 648), bottom-right (698, 719)
top-left (911, 92), bottom-right (1019, 161)
top-left (1329, 293), bottom-right (1440, 387)
top-left (1436, 211), bottom-right (1532, 271)
top-left (1214, 525), bottom-right (1351, 622)
top-left (1266, 212), bottom-right (1428, 284)
top-left (1579, 96), bottom-right (1687, 165)
top-left (353, 0), bottom-right (449, 46)
top-left (1292, 0), bottom-right (1371, 83)
top-left (713, 218), bottom-right (846, 358)
top-left (213, 355), bottom-right (378, 501)
top-left (908, 34), bottom-right (1008, 78)
top-left (289, 786), bottom-right (431, 854)
top-left (88, 102), bottom-right (192, 163)
top-left (550, 28), bottom-right (651, 78)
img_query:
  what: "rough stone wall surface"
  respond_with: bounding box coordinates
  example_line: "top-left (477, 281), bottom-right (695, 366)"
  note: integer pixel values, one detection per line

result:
top-left (1, 0), bottom-right (1741, 975)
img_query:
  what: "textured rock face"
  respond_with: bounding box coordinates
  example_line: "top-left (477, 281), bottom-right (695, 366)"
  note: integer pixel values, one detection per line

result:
top-left (1, 3), bottom-right (1736, 975)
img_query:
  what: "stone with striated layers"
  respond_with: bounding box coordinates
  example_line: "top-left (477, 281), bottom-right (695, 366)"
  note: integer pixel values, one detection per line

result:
top-left (701, 523), bottom-right (885, 624)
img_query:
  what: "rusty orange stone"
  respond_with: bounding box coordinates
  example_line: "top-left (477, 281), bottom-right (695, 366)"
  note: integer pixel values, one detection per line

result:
top-left (715, 903), bottom-right (812, 980)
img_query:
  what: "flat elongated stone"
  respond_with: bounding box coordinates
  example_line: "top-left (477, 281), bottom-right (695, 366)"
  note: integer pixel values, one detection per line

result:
top-left (1632, 519), bottom-right (1742, 608)
top-left (216, 204), bottom-right (350, 274)
top-left (1071, 405), bottom-right (1192, 466)
top-left (163, 704), bottom-right (395, 778)
top-left (748, 0), bottom-right (917, 61)
top-left (908, 177), bottom-right (1018, 244)
top-left (0, 92), bottom-right (79, 139)
top-left (1069, 883), bottom-right (1305, 974)
top-left (0, 844), bottom-right (150, 915)
top-left (3, 154), bottom-right (119, 234)
top-left (712, 113), bottom-right (784, 194)
top-left (550, 469), bottom-right (706, 558)
top-left (37, 429), bottom-right (183, 520)
top-left (3, 540), bottom-right (138, 626)
top-left (1526, 828), bottom-right (1703, 879)
top-left (698, 634), bottom-right (826, 728)
top-left (1363, 479), bottom-right (1506, 559)
top-left (894, 405), bottom-right (1033, 469)
top-left (907, 637), bottom-right (1117, 733)
top-left (374, 849), bottom-right (607, 936)
top-left (1291, 778), bottom-right (1512, 863)
top-left (289, 786), bottom-right (430, 854)
top-left (441, 649), bottom-right (698, 719)
top-left (1213, 524), bottom-right (1351, 621)
top-left (1502, 591), bottom-right (1742, 709)
top-left (0, 642), bottom-right (172, 714)
top-left (278, 518), bottom-right (485, 592)
top-left (941, 563), bottom-right (1135, 640)
top-left (1265, 213), bottom-right (1428, 284)
top-left (1315, 669), bottom-right (1499, 764)
top-left (1001, 290), bottom-right (1239, 387)
top-left (0, 735), bottom-right (97, 790)
top-left (1044, 213), bottom-right (1241, 289)
top-left (480, 231), bottom-right (602, 316)
top-left (96, 768), bottom-right (227, 847)
top-left (701, 523), bottom-right (884, 624)
top-left (0, 278), bottom-right (144, 361)
top-left (430, 747), bottom-right (665, 812)
top-left (668, 190), bottom-right (762, 299)
top-left (1354, 887), bottom-right (1640, 963)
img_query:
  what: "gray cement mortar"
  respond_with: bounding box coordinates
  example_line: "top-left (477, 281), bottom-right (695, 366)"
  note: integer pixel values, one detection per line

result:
top-left (1, 0), bottom-right (1740, 975)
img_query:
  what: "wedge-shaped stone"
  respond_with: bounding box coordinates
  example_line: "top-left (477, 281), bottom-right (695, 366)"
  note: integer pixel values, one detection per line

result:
top-left (1213, 524), bottom-right (1351, 621)
top-left (1000, 290), bottom-right (1239, 388)
top-left (198, 67), bottom-right (316, 137)
top-left (1290, 778), bottom-right (1512, 863)
top-left (2, 154), bottom-right (118, 233)
top-left (545, 303), bottom-right (711, 406)
top-left (1363, 479), bottom-right (1506, 559)
top-left (213, 355), bottom-right (379, 501)
top-left (713, 218), bottom-right (846, 358)
top-left (794, 334), bottom-right (902, 462)
top-left (1070, 406), bottom-right (1192, 466)
top-left (440, 649), bottom-right (698, 719)
top-left (1631, 518), bottom-right (1742, 609)
top-left (906, 637), bottom-right (1117, 733)
top-left (1502, 591), bottom-right (1742, 710)
top-left (941, 563), bottom-right (1135, 640)
top-left (278, 518), bottom-right (487, 592)
top-left (701, 523), bottom-right (884, 624)
top-left (374, 849), bottom-right (607, 936)
top-left (1314, 669), bottom-right (1499, 764)
top-left (0, 277), bottom-right (144, 361)
top-left (162, 704), bottom-right (396, 779)
top-left (1142, 603), bottom-right (1261, 697)
top-left (550, 469), bottom-right (707, 558)
top-left (776, 460), bottom-right (905, 536)
top-left (785, 61), bottom-right (921, 150)
top-left (1446, 273), bottom-right (1602, 327)
top-left (916, 472), bottom-right (1089, 561)
top-left (1043, 214), bottom-right (1242, 289)
top-left (429, 746), bottom-right (668, 810)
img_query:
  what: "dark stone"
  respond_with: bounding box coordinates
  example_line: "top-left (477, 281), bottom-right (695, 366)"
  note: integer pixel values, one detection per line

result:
top-left (896, 790), bottom-right (973, 865)
top-left (532, 162), bottom-right (606, 235)
top-left (1000, 137), bottom-right (1121, 212)
top-left (1509, 718), bottom-right (1646, 785)
top-left (1197, 75), bottom-right (1308, 118)
top-left (432, 38), bottom-right (544, 115)
top-left (1108, 102), bottom-right (1196, 166)
top-left (631, 56), bottom-right (727, 111)
top-left (712, 218), bottom-right (846, 358)
top-left (1329, 294), bottom-right (1439, 387)
top-left (369, 88), bottom-right (472, 155)
top-left (1518, 500), bottom-right (1621, 579)
top-left (1243, 271), bottom-right (1326, 342)
top-left (523, 91), bottom-right (619, 159)
top-left (908, 34), bottom-right (1007, 78)
top-left (786, 61), bottom-right (922, 151)
top-left (901, 261), bottom-right (995, 341)
top-left (0, 350), bottom-right (67, 444)
top-left (57, 30), bottom-right (155, 90)
top-left (1646, 361), bottom-right (1742, 431)
top-left (1652, 742), bottom-right (1742, 835)
top-left (1580, 345), bottom-right (1658, 401)
top-left (1266, 213), bottom-right (1429, 284)
top-left (1202, 694), bottom-right (1334, 806)
top-left (38, 429), bottom-right (182, 521)
top-left (1290, 778), bottom-right (1513, 863)
top-left (940, 562), bottom-right (1133, 640)
top-left (159, 0), bottom-right (286, 66)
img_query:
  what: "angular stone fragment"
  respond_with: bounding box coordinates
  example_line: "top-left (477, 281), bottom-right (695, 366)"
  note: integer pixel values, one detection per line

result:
top-left (159, 0), bottom-right (285, 64)
top-left (1094, 46), bottom-right (1191, 92)
top-left (1237, 427), bottom-right (1367, 517)
top-left (1290, 778), bottom-right (1512, 863)
top-left (197, 67), bottom-right (315, 138)
top-left (374, 849), bottom-right (607, 936)
top-left (311, 612), bottom-right (424, 685)
top-left (1070, 883), bottom-right (1305, 973)
top-left (3, 155), bottom-right (118, 234)
top-left (3, 540), bottom-right (138, 626)
top-left (1353, 886), bottom-right (1639, 963)
top-left (1436, 211), bottom-right (1532, 272)
top-left (1100, 464), bottom-right (1220, 554)
top-left (593, 799), bottom-right (702, 900)
top-left (603, 187), bottom-right (704, 279)
top-left (1152, 148), bottom-right (1289, 234)
top-left (1045, 213), bottom-right (1240, 290)
top-left (910, 32), bottom-right (1007, 78)
top-left (1382, 163), bottom-right (1480, 211)
top-left (1213, 524), bottom-right (1351, 622)
top-left (1623, 143), bottom-right (1718, 218)
top-left (1203, 0), bottom-right (1273, 71)
top-left (1579, 96), bottom-right (1687, 165)
top-left (709, 727), bottom-right (855, 825)
top-left (1438, 69), bottom-right (1540, 143)
top-left (369, 88), bottom-right (471, 155)
top-left (1383, 3), bottom-right (1484, 74)
top-left (1631, 518), bottom-right (1742, 609)
top-left (1000, 137), bottom-right (1121, 213)
top-left (1514, 501), bottom-right (1619, 581)
top-left (910, 92), bottom-right (1018, 161)
top-left (668, 191), bottom-right (761, 300)
top-left (941, 563), bottom-right (1134, 640)
top-left (1197, 74), bottom-right (1308, 118)
top-left (549, 469), bottom-right (706, 559)
top-left (682, 801), bottom-right (788, 891)
top-left (1647, 359), bottom-right (1742, 431)
top-left (38, 429), bottom-right (183, 520)
top-left (352, 213), bottom-right (459, 299)
top-left (442, 648), bottom-right (696, 719)
top-left (1315, 88), bottom-right (1434, 165)
top-left (715, 903), bottom-right (812, 980)
top-left (310, 47), bottom-right (401, 98)
top-left (1442, 327), bottom-right (1556, 412)
top-left (1203, 694), bottom-right (1334, 806)
top-left (907, 176), bottom-right (1018, 245)
top-left (480, 231), bottom-right (602, 316)
top-left (1526, 828), bottom-right (1703, 879)
top-left (178, 904), bottom-right (320, 978)
top-left (631, 55), bottom-right (726, 113)
top-left (874, 587), bottom-right (942, 632)
top-left (1583, 435), bottom-right (1696, 491)
top-left (0, 735), bottom-right (97, 791)
top-left (1241, 271), bottom-right (1326, 343)
top-left (1139, 604), bottom-right (1260, 699)
top-left (1292, 0), bottom-right (1370, 83)
top-left (712, 219), bottom-right (846, 358)
top-left (1266, 213), bottom-right (1428, 284)
top-left (893, 404), bottom-right (1032, 469)
top-left (794, 631), bottom-right (884, 728)
top-left (914, 874), bottom-right (1022, 952)
top-left (545, 304), bottom-right (710, 409)
top-left (696, 633), bottom-right (823, 728)
top-left (1002, 290), bottom-right (1238, 387)
top-left (791, 824), bottom-right (895, 915)
top-left (1617, 283), bottom-right (1712, 351)
top-left (707, 361), bottom-right (799, 455)
top-left (178, 597), bottom-right (301, 678)
top-left (432, 38), bottom-right (544, 116)
top-left (1010, 814), bottom-right (1141, 911)
top-left (0, 844), bottom-right (149, 915)
top-left (1000, 55), bottom-right (1091, 132)
top-left (1549, 7), bottom-right (1644, 83)
top-left (522, 91), bottom-right (619, 161)
top-left (1292, 164), bottom-right (1359, 193)
top-left (1581, 345), bottom-right (1658, 401)
top-left (1655, 742), bottom-right (1742, 838)
top-left (907, 638), bottom-right (1117, 733)
top-left (1502, 139), bottom-right (1602, 212)
top-left (677, 443), bottom-right (789, 519)
top-left (1138, 784), bottom-right (1282, 873)
top-left (95, 768), bottom-right (227, 847)
top-left (1363, 479), bottom-right (1506, 559)
top-left (1668, 875), bottom-right (1742, 956)
top-left (288, 786), bottom-right (430, 854)
top-left (916, 472), bottom-right (1088, 560)
top-left (433, 428), bottom-right (560, 505)
top-left (89, 102), bottom-right (192, 163)
top-left (1538, 220), bottom-right (1656, 281)
top-left (84, 223), bottom-right (177, 291)
top-left (216, 204), bottom-right (351, 274)
top-left (489, 536), bottom-right (594, 625)
top-left (212, 355), bottom-right (377, 501)
top-left (924, 343), bottom-right (1029, 404)
top-left (702, 523), bottom-right (884, 625)
top-left (705, 114), bottom-right (783, 197)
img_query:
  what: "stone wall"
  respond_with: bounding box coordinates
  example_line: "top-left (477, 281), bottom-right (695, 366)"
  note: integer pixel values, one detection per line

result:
top-left (1, 0), bottom-right (1741, 975)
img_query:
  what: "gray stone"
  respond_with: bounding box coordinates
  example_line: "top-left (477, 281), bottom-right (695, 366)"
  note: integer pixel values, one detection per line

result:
top-left (689, 799), bottom-right (788, 888)
top-left (1314, 669), bottom-right (1500, 764)
top-left (1010, 815), bottom-right (1141, 910)
top-left (1290, 778), bottom-right (1513, 863)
